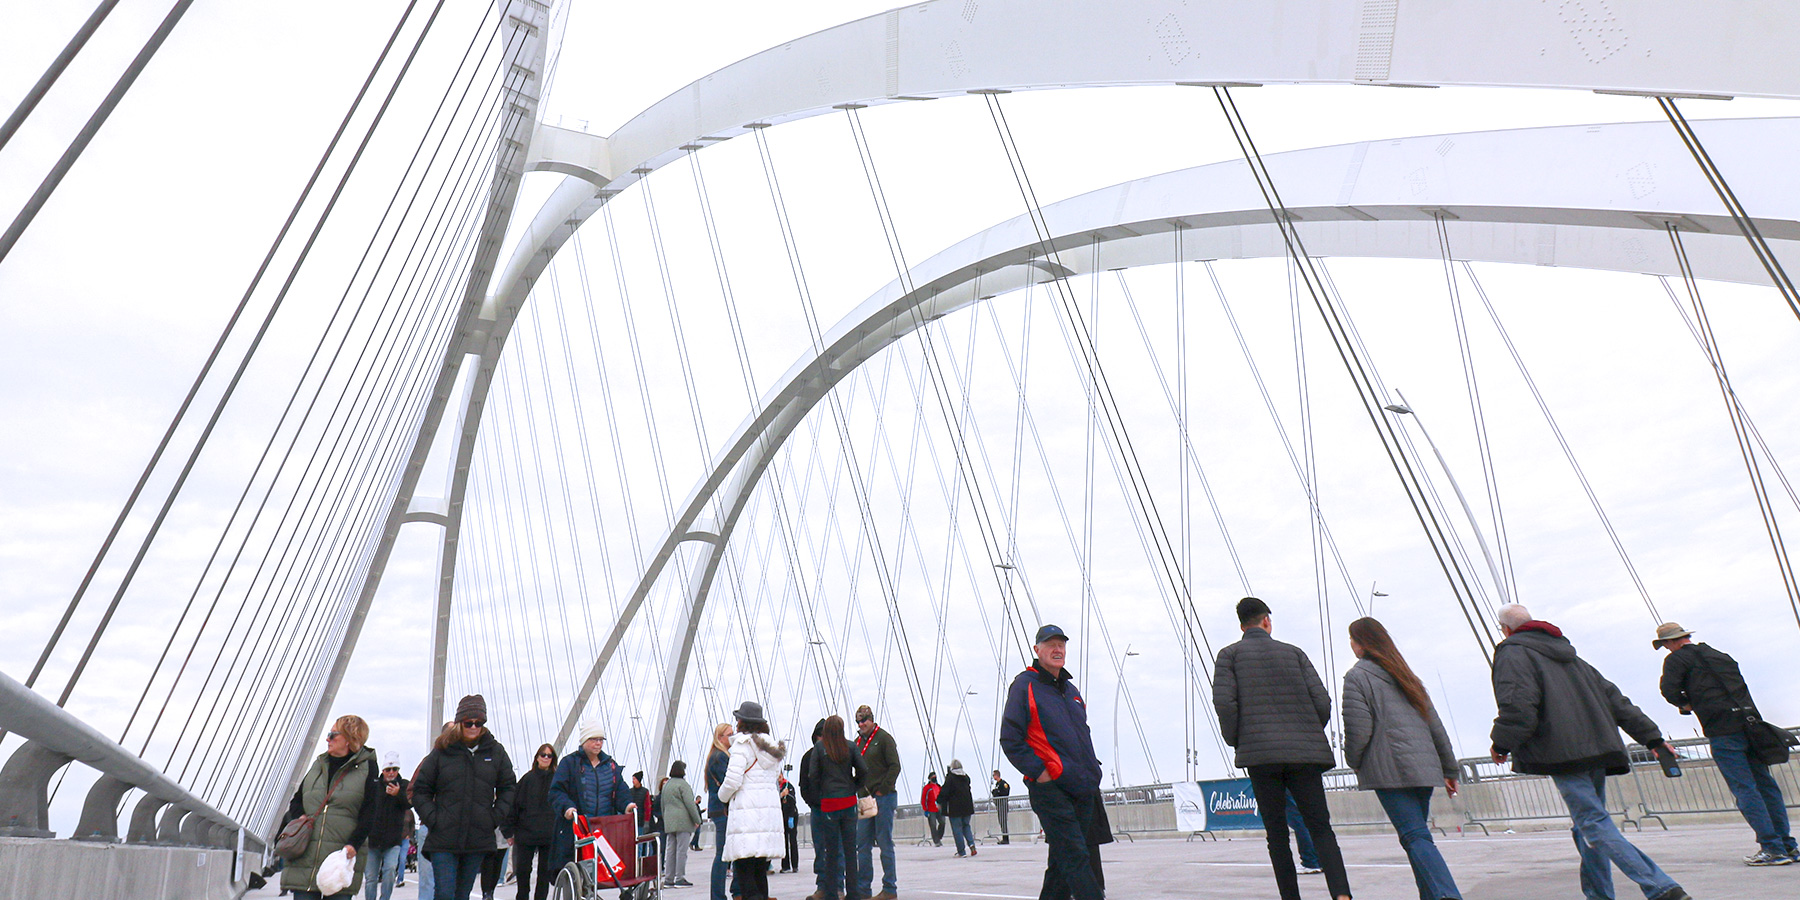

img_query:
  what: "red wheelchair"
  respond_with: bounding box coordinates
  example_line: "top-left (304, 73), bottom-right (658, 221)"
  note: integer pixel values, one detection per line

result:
top-left (552, 812), bottom-right (660, 900)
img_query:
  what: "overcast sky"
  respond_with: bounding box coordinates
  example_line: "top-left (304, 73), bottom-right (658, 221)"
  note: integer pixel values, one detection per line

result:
top-left (4, 0), bottom-right (1799, 836)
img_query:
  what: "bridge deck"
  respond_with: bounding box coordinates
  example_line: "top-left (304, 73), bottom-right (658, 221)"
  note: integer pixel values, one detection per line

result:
top-left (246, 823), bottom-right (1784, 898)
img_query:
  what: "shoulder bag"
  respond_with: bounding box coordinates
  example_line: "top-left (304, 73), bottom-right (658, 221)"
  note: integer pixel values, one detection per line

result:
top-left (273, 757), bottom-right (364, 861)
top-left (1691, 650), bottom-right (1797, 766)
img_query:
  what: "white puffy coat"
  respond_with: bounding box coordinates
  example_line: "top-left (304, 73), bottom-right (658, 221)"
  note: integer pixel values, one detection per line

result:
top-left (717, 733), bottom-right (787, 861)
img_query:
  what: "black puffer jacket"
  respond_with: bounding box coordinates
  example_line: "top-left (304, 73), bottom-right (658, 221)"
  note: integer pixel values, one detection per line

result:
top-left (1491, 624), bottom-right (1663, 775)
top-left (1659, 642), bottom-right (1756, 737)
top-left (413, 731), bottom-right (517, 852)
top-left (802, 740), bottom-right (863, 808)
top-left (511, 767), bottom-right (558, 847)
top-left (939, 770), bottom-right (975, 818)
top-left (366, 775), bottom-right (412, 850)
top-left (1212, 628), bottom-right (1334, 768)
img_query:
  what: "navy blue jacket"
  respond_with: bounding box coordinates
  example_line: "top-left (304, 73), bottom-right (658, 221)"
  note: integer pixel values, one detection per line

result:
top-left (1000, 663), bottom-right (1102, 792)
top-left (549, 751), bottom-right (628, 819)
top-left (704, 748), bottom-right (731, 817)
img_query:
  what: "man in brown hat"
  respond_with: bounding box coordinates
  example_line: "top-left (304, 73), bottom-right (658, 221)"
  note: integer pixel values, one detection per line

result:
top-left (854, 704), bottom-right (901, 900)
top-left (1656, 622), bottom-right (1797, 865)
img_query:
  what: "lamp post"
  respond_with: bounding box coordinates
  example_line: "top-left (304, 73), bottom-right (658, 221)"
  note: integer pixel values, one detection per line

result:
top-left (1384, 392), bottom-right (1512, 607)
top-left (1368, 582), bottom-right (1388, 615)
top-left (1112, 646), bottom-right (1140, 788)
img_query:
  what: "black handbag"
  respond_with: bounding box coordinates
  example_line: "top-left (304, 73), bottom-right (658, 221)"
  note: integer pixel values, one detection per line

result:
top-left (1692, 650), bottom-right (1796, 765)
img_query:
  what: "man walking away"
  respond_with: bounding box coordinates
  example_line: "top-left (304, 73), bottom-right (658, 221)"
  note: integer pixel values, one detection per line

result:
top-left (1490, 604), bottom-right (1691, 900)
top-left (1001, 624), bottom-right (1104, 900)
top-left (365, 752), bottom-right (412, 900)
top-left (855, 705), bottom-right (902, 900)
top-left (1656, 622), bottom-right (1797, 865)
top-left (1212, 597), bottom-right (1350, 900)
top-left (922, 774), bottom-right (944, 847)
top-left (989, 771), bottom-right (1011, 845)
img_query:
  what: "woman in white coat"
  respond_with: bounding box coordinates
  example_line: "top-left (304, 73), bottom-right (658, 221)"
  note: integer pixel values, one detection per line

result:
top-left (718, 701), bottom-right (788, 900)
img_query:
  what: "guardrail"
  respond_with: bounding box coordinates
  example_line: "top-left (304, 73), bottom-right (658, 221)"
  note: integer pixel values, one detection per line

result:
top-left (0, 668), bottom-right (260, 853)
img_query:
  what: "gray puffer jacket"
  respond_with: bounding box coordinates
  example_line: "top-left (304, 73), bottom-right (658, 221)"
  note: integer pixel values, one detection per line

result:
top-left (1212, 628), bottom-right (1335, 768)
top-left (1342, 659), bottom-right (1457, 789)
top-left (1490, 624), bottom-right (1663, 776)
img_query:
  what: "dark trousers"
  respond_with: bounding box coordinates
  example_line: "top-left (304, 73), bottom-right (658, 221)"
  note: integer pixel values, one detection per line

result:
top-left (733, 858), bottom-right (771, 900)
top-left (927, 812), bottom-right (945, 845)
top-left (428, 851), bottom-right (487, 900)
top-left (513, 842), bottom-right (552, 900)
top-left (783, 822), bottom-right (799, 871)
top-left (1024, 779), bottom-right (1102, 900)
top-left (1247, 764), bottom-right (1350, 900)
top-left (480, 848), bottom-right (508, 896)
top-left (815, 806), bottom-right (859, 899)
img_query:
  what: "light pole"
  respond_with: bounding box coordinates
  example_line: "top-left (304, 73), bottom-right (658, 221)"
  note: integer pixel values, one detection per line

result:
top-left (1112, 646), bottom-right (1140, 788)
top-left (1368, 582), bottom-right (1388, 615)
top-left (1384, 392), bottom-right (1513, 608)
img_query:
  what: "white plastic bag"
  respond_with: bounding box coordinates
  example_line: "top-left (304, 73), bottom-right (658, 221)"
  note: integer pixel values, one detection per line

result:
top-left (316, 848), bottom-right (354, 895)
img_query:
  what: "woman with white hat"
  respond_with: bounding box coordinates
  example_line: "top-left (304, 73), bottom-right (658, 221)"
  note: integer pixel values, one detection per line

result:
top-left (718, 701), bottom-right (788, 900)
top-left (548, 723), bottom-right (630, 884)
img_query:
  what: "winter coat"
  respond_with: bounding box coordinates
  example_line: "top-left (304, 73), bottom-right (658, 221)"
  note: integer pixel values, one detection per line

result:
top-left (510, 767), bottom-right (559, 847)
top-left (921, 782), bottom-right (941, 813)
top-left (718, 733), bottom-right (788, 861)
top-left (705, 748), bottom-right (732, 817)
top-left (1490, 623), bottom-right (1664, 775)
top-left (990, 776), bottom-right (1010, 799)
top-left (1000, 662), bottom-right (1103, 792)
top-left (780, 781), bottom-right (799, 827)
top-left (550, 751), bottom-right (629, 820)
top-left (1212, 628), bottom-right (1335, 768)
top-left (802, 741), bottom-right (864, 808)
top-left (1342, 659), bottom-right (1458, 789)
top-left (412, 731), bottom-right (518, 853)
top-left (855, 727), bottom-right (902, 797)
top-left (662, 776), bottom-right (701, 833)
top-left (1660, 642), bottom-right (1758, 737)
top-left (365, 775), bottom-right (412, 850)
top-left (940, 771), bottom-right (975, 818)
top-left (282, 747), bottom-right (378, 895)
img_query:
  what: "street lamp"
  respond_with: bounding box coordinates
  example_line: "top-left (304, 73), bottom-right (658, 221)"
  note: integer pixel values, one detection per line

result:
top-left (1368, 582), bottom-right (1388, 615)
top-left (1112, 647), bottom-right (1140, 788)
top-left (1384, 392), bottom-right (1513, 607)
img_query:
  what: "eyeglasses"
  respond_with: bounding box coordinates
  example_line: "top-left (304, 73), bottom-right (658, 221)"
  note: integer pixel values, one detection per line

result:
top-left (461, 719), bottom-right (486, 728)
top-left (537, 752), bottom-right (554, 759)
top-left (854, 717), bottom-right (871, 724)
top-left (326, 731), bottom-right (342, 739)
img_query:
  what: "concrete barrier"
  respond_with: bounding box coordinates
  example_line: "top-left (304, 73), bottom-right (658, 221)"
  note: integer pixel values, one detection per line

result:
top-left (0, 837), bottom-right (242, 900)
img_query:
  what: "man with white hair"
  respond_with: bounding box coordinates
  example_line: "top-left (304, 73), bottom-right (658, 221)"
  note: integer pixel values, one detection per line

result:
top-left (1489, 604), bottom-right (1692, 900)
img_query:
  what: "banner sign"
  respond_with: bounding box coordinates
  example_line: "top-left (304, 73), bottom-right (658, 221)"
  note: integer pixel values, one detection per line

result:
top-left (1171, 781), bottom-right (1206, 832)
top-left (1198, 778), bottom-right (1263, 831)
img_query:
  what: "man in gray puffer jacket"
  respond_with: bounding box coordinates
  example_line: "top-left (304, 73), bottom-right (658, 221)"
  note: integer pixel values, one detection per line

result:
top-left (1212, 597), bottom-right (1350, 900)
top-left (1489, 604), bottom-right (1692, 900)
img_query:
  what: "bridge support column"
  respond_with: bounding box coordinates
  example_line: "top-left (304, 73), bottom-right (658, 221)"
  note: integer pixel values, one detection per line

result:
top-left (0, 740), bottom-right (73, 837)
top-left (156, 804), bottom-right (188, 844)
top-left (73, 772), bottom-right (134, 841)
top-left (180, 810), bottom-right (209, 846)
top-left (127, 794), bottom-right (166, 843)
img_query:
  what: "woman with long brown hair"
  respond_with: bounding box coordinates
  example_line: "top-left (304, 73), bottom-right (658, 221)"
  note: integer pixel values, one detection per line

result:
top-left (509, 743), bottom-right (559, 900)
top-left (705, 722), bottom-right (736, 900)
top-left (1342, 617), bottom-right (1463, 900)
top-left (807, 715), bottom-right (864, 899)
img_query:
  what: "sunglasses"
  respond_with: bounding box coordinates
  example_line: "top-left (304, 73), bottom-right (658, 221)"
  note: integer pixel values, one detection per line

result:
top-left (326, 731), bottom-right (342, 739)
top-left (854, 717), bottom-right (871, 724)
top-left (461, 719), bottom-right (486, 728)
top-left (537, 752), bottom-right (555, 759)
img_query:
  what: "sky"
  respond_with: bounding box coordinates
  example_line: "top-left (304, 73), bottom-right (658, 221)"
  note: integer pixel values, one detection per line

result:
top-left (3, 0), bottom-right (1799, 837)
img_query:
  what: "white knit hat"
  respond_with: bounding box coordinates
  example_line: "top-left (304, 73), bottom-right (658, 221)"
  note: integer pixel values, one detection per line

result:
top-left (382, 751), bottom-right (401, 770)
top-left (579, 723), bottom-right (606, 744)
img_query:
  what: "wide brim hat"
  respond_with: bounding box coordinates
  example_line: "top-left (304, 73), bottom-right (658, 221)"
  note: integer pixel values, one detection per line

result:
top-left (1651, 622), bottom-right (1694, 649)
top-left (732, 700), bottom-right (767, 724)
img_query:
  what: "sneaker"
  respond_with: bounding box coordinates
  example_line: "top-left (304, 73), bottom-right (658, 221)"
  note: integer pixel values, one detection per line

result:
top-left (1746, 850), bottom-right (1793, 866)
top-left (873, 891), bottom-right (898, 900)
top-left (954, 852), bottom-right (966, 858)
top-left (676, 878), bottom-right (695, 887)
top-left (1651, 889), bottom-right (1692, 900)
top-left (1299, 866), bottom-right (1323, 875)
top-left (970, 847), bottom-right (977, 857)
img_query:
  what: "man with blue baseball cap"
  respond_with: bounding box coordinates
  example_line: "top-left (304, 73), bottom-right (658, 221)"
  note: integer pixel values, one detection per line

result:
top-left (1001, 624), bottom-right (1103, 900)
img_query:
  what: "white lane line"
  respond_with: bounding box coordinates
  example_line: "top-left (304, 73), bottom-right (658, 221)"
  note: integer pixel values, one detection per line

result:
top-left (1182, 862), bottom-right (1415, 869)
top-left (921, 892), bottom-right (1038, 899)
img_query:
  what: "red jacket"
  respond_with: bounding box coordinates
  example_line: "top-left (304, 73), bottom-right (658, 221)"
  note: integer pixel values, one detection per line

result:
top-left (921, 782), bottom-right (941, 813)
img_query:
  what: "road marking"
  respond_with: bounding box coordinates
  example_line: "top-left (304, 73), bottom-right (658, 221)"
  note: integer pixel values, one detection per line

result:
top-left (1182, 862), bottom-right (1414, 869)
top-left (921, 892), bottom-right (1038, 899)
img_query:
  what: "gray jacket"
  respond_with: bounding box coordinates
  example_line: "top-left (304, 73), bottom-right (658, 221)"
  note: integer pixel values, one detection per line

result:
top-left (661, 776), bottom-right (701, 833)
top-left (1490, 625), bottom-right (1663, 776)
top-left (1342, 659), bottom-right (1458, 789)
top-left (1212, 628), bottom-right (1335, 768)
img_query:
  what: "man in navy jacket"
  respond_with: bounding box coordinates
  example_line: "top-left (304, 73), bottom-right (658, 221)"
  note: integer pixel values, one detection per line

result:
top-left (1001, 624), bottom-right (1103, 900)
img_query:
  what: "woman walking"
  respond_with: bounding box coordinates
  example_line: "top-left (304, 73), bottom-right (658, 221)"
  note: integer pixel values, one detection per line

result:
top-left (662, 761), bottom-right (701, 888)
top-left (1342, 617), bottom-right (1463, 900)
top-left (718, 702), bottom-right (788, 900)
top-left (803, 715), bottom-right (862, 900)
top-left (510, 744), bottom-right (559, 900)
top-left (282, 715), bottom-right (381, 899)
top-left (414, 695), bottom-right (519, 900)
top-left (940, 761), bottom-right (976, 858)
top-left (705, 723), bottom-right (735, 900)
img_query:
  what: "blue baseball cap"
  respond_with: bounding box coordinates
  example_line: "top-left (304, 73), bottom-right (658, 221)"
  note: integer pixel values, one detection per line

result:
top-left (1034, 624), bottom-right (1069, 644)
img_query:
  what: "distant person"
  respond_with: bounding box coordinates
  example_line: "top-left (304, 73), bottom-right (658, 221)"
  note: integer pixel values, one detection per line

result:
top-left (855, 705), bottom-right (902, 900)
top-left (510, 744), bottom-right (559, 900)
top-left (1341, 617), bottom-right (1462, 900)
top-left (1212, 598), bottom-right (1350, 900)
top-left (803, 715), bottom-right (863, 900)
top-left (364, 751), bottom-right (412, 900)
top-left (413, 696), bottom-right (518, 900)
top-left (549, 724), bottom-right (629, 881)
top-left (921, 773), bottom-right (945, 847)
top-left (1489, 604), bottom-right (1689, 900)
top-left (719, 701), bottom-right (788, 900)
top-left (1285, 795), bottom-right (1320, 875)
top-left (282, 714), bottom-right (380, 899)
top-left (661, 760), bottom-right (701, 889)
top-left (632, 771), bottom-right (655, 859)
top-left (1656, 622), bottom-right (1797, 865)
top-left (779, 775), bottom-right (801, 873)
top-left (941, 761), bottom-right (977, 858)
top-left (1001, 624), bottom-right (1103, 900)
top-left (706, 722), bottom-right (737, 900)
top-left (989, 771), bottom-right (1011, 845)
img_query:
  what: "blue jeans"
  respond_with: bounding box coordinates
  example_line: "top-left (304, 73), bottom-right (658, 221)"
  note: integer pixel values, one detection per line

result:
top-left (711, 816), bottom-right (735, 900)
top-left (816, 806), bottom-right (859, 898)
top-left (856, 791), bottom-right (898, 895)
top-left (1551, 770), bottom-right (1680, 899)
top-left (950, 816), bottom-right (975, 854)
top-left (428, 850), bottom-right (487, 900)
top-left (1712, 732), bottom-right (1798, 855)
top-left (416, 825), bottom-right (434, 898)
top-left (363, 844), bottom-right (404, 900)
top-left (1375, 787), bottom-right (1462, 900)
top-left (1285, 795), bottom-right (1319, 869)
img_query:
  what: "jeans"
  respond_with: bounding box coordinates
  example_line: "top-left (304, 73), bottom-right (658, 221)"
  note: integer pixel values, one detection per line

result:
top-left (927, 811), bottom-right (945, 845)
top-left (666, 830), bottom-right (691, 879)
top-left (1285, 794), bottom-right (1319, 870)
top-left (428, 851), bottom-right (487, 900)
top-left (514, 842), bottom-right (552, 900)
top-left (364, 844), bottom-right (404, 900)
top-left (416, 825), bottom-right (434, 899)
top-left (1551, 769), bottom-right (1681, 899)
top-left (1246, 763), bottom-right (1351, 900)
top-left (855, 791), bottom-right (897, 895)
top-left (1023, 779), bottom-right (1101, 900)
top-left (1375, 787), bottom-right (1462, 900)
top-left (1712, 731), bottom-right (1798, 855)
top-left (816, 806), bottom-right (859, 899)
top-left (994, 798), bottom-right (1010, 841)
top-left (711, 816), bottom-right (735, 900)
top-left (949, 816), bottom-right (975, 855)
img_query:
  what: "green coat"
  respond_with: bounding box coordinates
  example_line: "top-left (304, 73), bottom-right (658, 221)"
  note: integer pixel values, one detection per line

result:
top-left (661, 776), bottom-right (701, 833)
top-left (282, 746), bottom-right (376, 896)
